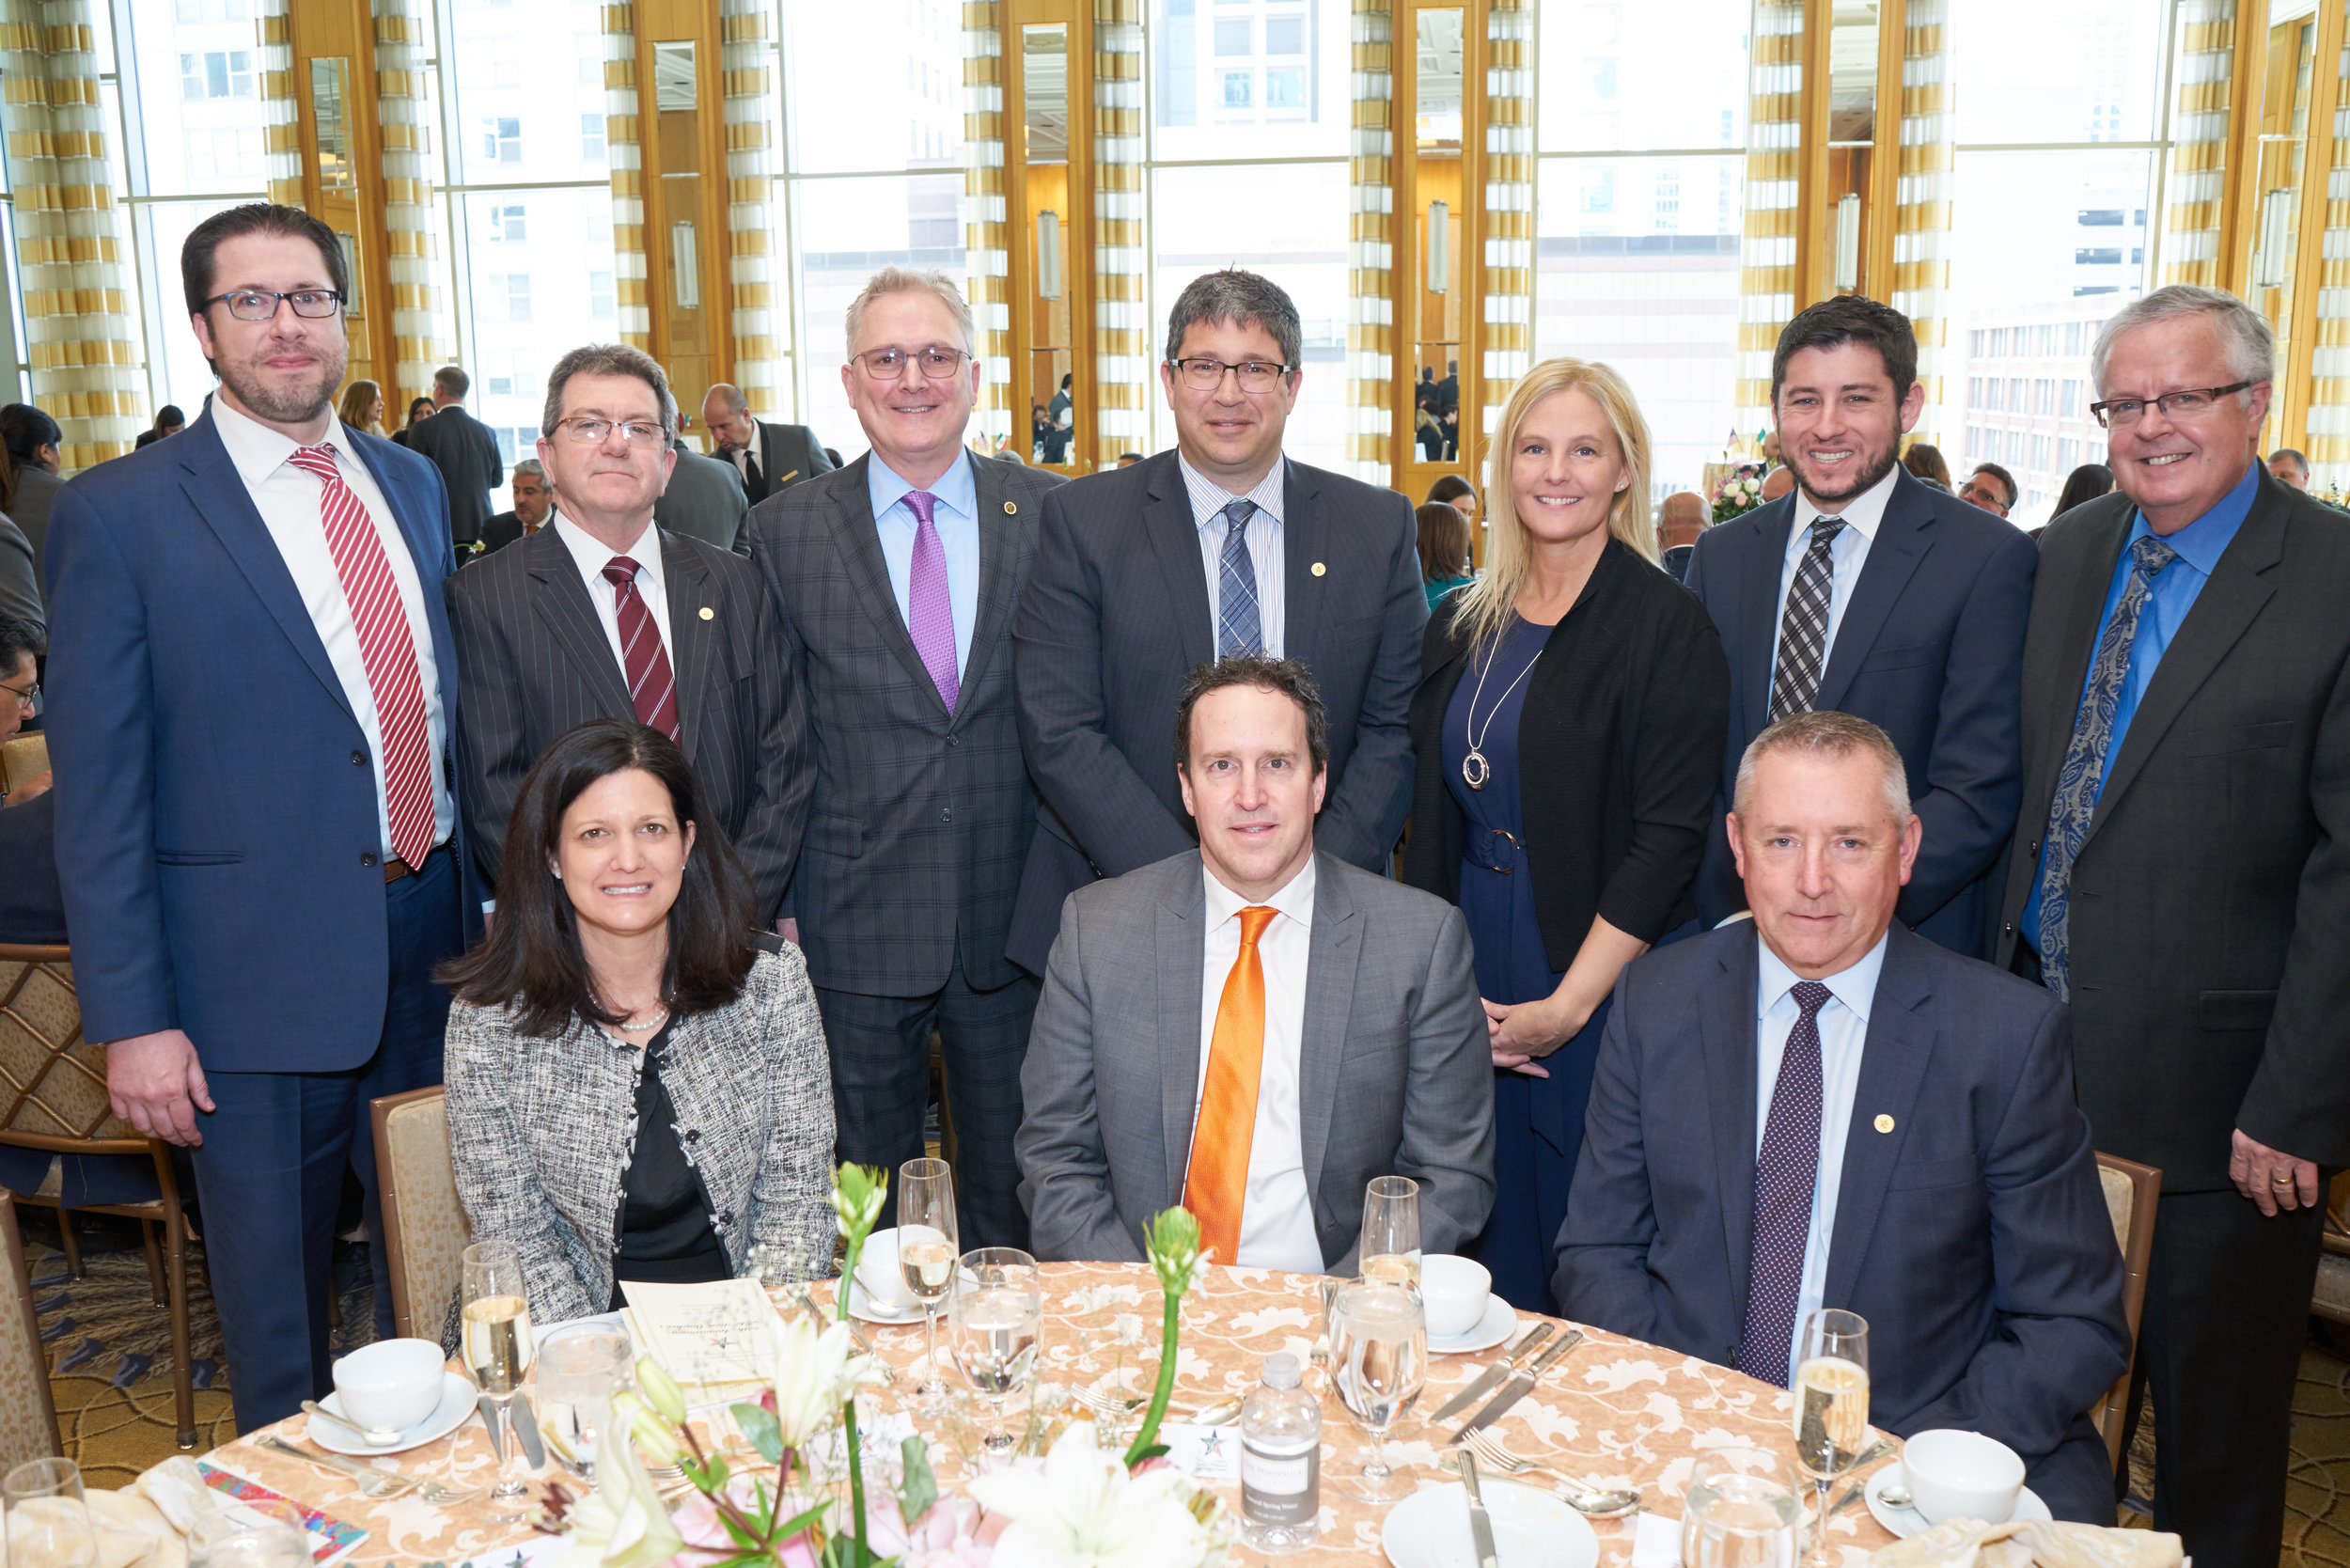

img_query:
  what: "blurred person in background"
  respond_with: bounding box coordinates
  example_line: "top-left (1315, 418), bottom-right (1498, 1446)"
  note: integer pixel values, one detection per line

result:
top-left (391, 395), bottom-right (433, 448)
top-left (337, 381), bottom-right (386, 439)
top-left (1417, 500), bottom-right (1474, 612)
top-left (133, 404), bottom-right (187, 449)
top-left (1657, 491), bottom-right (1706, 582)
top-left (1901, 441), bottom-right (1952, 492)
top-left (1958, 462), bottom-right (2017, 520)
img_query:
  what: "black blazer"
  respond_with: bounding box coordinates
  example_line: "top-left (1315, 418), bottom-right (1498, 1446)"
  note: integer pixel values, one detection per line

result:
top-left (476, 509), bottom-right (528, 557)
top-left (749, 420), bottom-right (837, 503)
top-left (406, 404), bottom-right (504, 546)
top-left (1401, 539), bottom-right (1729, 965)
top-left (1992, 471), bottom-right (2350, 1187)
top-left (444, 524), bottom-right (809, 918)
top-left (0, 791), bottom-right (64, 944)
top-left (656, 443), bottom-right (751, 554)
top-left (1009, 447), bottom-right (1426, 976)
top-left (1683, 468), bottom-right (2036, 955)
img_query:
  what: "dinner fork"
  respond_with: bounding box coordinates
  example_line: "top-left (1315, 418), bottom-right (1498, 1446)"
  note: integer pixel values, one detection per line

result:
top-left (255, 1435), bottom-right (481, 1505)
top-left (1456, 1431), bottom-right (1641, 1518)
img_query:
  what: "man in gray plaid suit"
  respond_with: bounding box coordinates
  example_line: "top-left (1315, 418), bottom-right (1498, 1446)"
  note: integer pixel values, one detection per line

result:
top-left (747, 268), bottom-right (1063, 1249)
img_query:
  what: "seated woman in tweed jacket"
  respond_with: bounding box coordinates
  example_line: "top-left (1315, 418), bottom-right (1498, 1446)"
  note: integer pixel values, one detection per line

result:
top-left (441, 718), bottom-right (836, 1323)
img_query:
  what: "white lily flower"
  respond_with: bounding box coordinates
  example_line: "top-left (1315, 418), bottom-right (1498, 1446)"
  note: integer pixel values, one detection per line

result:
top-left (968, 1420), bottom-right (1213, 1568)
top-left (769, 1311), bottom-right (880, 1450)
top-left (551, 1419), bottom-right (687, 1568)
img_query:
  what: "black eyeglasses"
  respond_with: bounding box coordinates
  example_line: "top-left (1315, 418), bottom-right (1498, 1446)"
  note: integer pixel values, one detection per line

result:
top-left (204, 289), bottom-right (346, 321)
top-left (2089, 381), bottom-right (2256, 429)
top-left (1168, 356), bottom-right (1292, 393)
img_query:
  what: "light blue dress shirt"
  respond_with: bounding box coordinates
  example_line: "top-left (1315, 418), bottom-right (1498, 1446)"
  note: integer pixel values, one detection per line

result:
top-left (2019, 459), bottom-right (2259, 951)
top-left (1754, 929), bottom-right (1888, 1387)
top-left (869, 450), bottom-right (981, 681)
top-left (1762, 464), bottom-right (1901, 713)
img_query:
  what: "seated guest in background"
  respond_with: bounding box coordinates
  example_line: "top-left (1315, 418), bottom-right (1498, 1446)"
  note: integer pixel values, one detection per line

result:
top-left (1760, 464), bottom-right (1795, 502)
top-left (1683, 296), bottom-right (2035, 958)
top-left (0, 502), bottom-right (37, 635)
top-left (1900, 441), bottom-right (1951, 491)
top-left (2266, 447), bottom-right (2311, 490)
top-left (1117, 451), bottom-right (1143, 468)
top-left (700, 382), bottom-right (834, 506)
top-left (1018, 655), bottom-right (1494, 1269)
top-left (1402, 360), bottom-right (1727, 1311)
top-left (1559, 711), bottom-right (2129, 1523)
top-left (475, 457), bottom-right (554, 556)
top-left (1427, 472), bottom-right (1479, 529)
top-left (1958, 462), bottom-right (2017, 520)
top-left (390, 396), bottom-right (432, 447)
top-left (442, 719), bottom-right (835, 1320)
top-left (1657, 490), bottom-right (1706, 582)
top-left (406, 366), bottom-right (503, 551)
top-left (444, 342), bottom-right (807, 919)
top-left (2, 403), bottom-right (64, 591)
top-left (0, 615), bottom-right (47, 808)
top-left (655, 432), bottom-right (751, 554)
top-left (1417, 500), bottom-right (1473, 611)
top-left (337, 381), bottom-right (386, 440)
top-left (133, 404), bottom-right (187, 449)
top-left (1416, 368), bottom-right (1445, 462)
top-left (2049, 463), bottom-right (2113, 522)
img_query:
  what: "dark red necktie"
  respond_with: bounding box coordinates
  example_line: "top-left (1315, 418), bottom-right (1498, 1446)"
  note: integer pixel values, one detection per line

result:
top-left (601, 556), bottom-right (679, 740)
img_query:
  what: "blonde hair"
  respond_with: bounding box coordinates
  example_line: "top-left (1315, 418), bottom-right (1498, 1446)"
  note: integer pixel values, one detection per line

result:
top-left (337, 378), bottom-right (384, 436)
top-left (1452, 357), bottom-right (1657, 652)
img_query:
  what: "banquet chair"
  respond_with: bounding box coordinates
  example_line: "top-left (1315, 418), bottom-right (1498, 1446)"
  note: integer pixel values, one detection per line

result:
top-left (0, 944), bottom-right (198, 1449)
top-left (0, 730), bottom-right (44, 797)
top-left (0, 1192), bottom-right (62, 1471)
top-left (2313, 1172), bottom-right (2349, 1352)
top-left (370, 1085), bottom-right (471, 1341)
top-left (2089, 1151), bottom-right (2160, 1469)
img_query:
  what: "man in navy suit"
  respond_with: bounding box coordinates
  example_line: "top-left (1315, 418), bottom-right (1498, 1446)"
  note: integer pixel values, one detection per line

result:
top-left (1558, 713), bottom-right (2128, 1523)
top-left (42, 203), bottom-right (473, 1435)
top-left (1683, 297), bottom-right (2035, 957)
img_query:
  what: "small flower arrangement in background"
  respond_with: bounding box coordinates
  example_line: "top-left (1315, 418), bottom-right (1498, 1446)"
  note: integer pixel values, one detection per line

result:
top-left (1712, 461), bottom-right (1770, 525)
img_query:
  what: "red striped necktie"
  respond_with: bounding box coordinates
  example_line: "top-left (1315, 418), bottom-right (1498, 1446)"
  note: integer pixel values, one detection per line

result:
top-left (287, 444), bottom-right (437, 868)
top-left (602, 555), bottom-right (680, 740)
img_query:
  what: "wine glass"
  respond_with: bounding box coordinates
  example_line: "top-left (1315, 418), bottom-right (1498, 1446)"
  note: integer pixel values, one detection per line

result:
top-left (1357, 1175), bottom-right (1421, 1285)
top-left (1327, 1276), bottom-right (1426, 1503)
top-left (537, 1322), bottom-right (634, 1480)
top-left (949, 1247), bottom-right (1041, 1458)
top-left (461, 1240), bottom-right (538, 1520)
top-left (899, 1157), bottom-right (961, 1414)
top-left (3, 1458), bottom-right (97, 1568)
top-left (1683, 1447), bottom-right (1799, 1567)
top-left (1791, 1309), bottom-right (1871, 1565)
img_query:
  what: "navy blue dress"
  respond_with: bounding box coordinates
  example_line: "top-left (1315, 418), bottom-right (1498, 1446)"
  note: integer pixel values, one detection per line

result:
top-left (1442, 615), bottom-right (1614, 1313)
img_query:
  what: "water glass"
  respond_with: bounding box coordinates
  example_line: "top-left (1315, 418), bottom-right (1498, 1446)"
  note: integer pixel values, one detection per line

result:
top-left (1327, 1277), bottom-right (1426, 1503)
top-left (461, 1240), bottom-right (538, 1519)
top-left (1688, 1469), bottom-right (1800, 1568)
top-left (1357, 1175), bottom-right (1421, 1285)
top-left (3, 1458), bottom-right (97, 1568)
top-left (899, 1156), bottom-right (961, 1414)
top-left (950, 1247), bottom-right (1042, 1457)
top-left (188, 1503), bottom-right (310, 1568)
top-left (1683, 1448), bottom-right (1797, 1566)
top-left (538, 1322), bottom-right (635, 1479)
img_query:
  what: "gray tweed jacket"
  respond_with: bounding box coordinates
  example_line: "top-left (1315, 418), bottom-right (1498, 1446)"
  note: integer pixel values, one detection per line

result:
top-left (445, 948), bottom-right (838, 1325)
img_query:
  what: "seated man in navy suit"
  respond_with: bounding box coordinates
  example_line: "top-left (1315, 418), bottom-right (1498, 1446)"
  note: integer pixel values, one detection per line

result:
top-left (1557, 711), bottom-right (2128, 1524)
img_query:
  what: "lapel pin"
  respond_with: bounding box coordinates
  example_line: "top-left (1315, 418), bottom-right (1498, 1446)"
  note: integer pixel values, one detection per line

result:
top-left (699, 606), bottom-right (715, 620)
top-left (1311, 561), bottom-right (1326, 576)
top-left (1873, 1114), bottom-right (1895, 1134)
top-left (1004, 500), bottom-right (1017, 514)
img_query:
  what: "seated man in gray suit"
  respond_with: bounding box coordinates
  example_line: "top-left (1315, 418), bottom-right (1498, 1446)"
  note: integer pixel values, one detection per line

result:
top-left (1017, 654), bottom-right (1494, 1270)
top-left (1557, 711), bottom-right (2129, 1523)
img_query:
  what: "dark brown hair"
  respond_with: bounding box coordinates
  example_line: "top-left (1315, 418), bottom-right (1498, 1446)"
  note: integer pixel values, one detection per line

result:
top-left (1415, 502), bottom-right (1470, 585)
top-left (1901, 443), bottom-right (1951, 489)
top-left (2052, 463), bottom-right (2114, 518)
top-left (181, 202), bottom-right (348, 318)
top-left (1425, 474), bottom-right (1475, 509)
top-left (1174, 654), bottom-right (1329, 780)
top-left (1771, 293), bottom-right (1918, 408)
top-left (436, 719), bottom-right (755, 1037)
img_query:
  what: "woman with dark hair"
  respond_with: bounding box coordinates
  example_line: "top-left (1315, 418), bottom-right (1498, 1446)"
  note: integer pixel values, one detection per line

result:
top-left (1426, 472), bottom-right (1480, 527)
top-left (439, 718), bottom-right (835, 1321)
top-left (390, 396), bottom-right (434, 447)
top-left (1417, 501), bottom-right (1473, 612)
top-left (2051, 463), bottom-right (2113, 520)
top-left (133, 404), bottom-right (186, 449)
top-left (1901, 442), bottom-right (1952, 491)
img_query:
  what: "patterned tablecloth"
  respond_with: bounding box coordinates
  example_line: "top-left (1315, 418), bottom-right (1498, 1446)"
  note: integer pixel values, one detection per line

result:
top-left (204, 1262), bottom-right (1899, 1566)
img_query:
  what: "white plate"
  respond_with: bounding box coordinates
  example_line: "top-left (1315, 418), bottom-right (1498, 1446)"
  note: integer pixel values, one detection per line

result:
top-left (846, 1278), bottom-right (929, 1326)
top-left (1383, 1479), bottom-right (1600, 1568)
top-left (1429, 1296), bottom-right (1520, 1356)
top-left (308, 1370), bottom-right (478, 1455)
top-left (1866, 1466), bottom-right (2052, 1540)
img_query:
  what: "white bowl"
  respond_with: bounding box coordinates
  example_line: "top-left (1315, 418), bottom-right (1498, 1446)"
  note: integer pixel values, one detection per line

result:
top-left (1418, 1253), bottom-right (1492, 1341)
top-left (1902, 1429), bottom-right (2026, 1527)
top-left (331, 1338), bottom-right (446, 1434)
top-left (855, 1225), bottom-right (952, 1313)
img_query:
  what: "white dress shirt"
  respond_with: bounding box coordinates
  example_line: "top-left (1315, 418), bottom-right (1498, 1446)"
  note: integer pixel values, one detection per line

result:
top-left (1180, 452), bottom-right (1288, 657)
top-left (1190, 856), bottom-right (1323, 1272)
top-left (1764, 463), bottom-right (1901, 711)
top-left (1753, 928), bottom-right (1888, 1386)
top-left (552, 512), bottom-right (675, 678)
top-left (211, 397), bottom-right (453, 857)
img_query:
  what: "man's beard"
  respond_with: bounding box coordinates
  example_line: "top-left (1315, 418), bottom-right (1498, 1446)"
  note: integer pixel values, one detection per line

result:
top-left (1791, 434), bottom-right (1899, 508)
top-left (215, 343), bottom-right (343, 427)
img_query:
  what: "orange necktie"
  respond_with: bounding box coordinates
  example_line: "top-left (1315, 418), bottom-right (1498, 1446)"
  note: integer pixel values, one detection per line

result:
top-left (1183, 904), bottom-right (1279, 1266)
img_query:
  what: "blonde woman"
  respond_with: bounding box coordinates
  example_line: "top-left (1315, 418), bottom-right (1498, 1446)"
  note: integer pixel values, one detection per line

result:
top-left (337, 378), bottom-right (386, 438)
top-left (1401, 357), bottom-right (1729, 1311)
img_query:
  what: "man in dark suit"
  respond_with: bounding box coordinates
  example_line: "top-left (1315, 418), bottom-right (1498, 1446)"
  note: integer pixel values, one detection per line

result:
top-left (654, 435), bottom-right (750, 554)
top-left (1435, 358), bottom-right (1460, 459)
top-left (1560, 712), bottom-right (2129, 1523)
top-left (446, 343), bottom-right (806, 917)
top-left (473, 456), bottom-right (554, 556)
top-left (1009, 268), bottom-right (1424, 977)
top-left (43, 203), bottom-right (473, 1434)
top-left (748, 268), bottom-right (1061, 1249)
top-left (1683, 296), bottom-right (2035, 956)
top-left (1042, 373), bottom-right (1073, 464)
top-left (0, 613), bottom-right (51, 811)
top-left (405, 364), bottom-right (503, 548)
top-left (701, 383), bottom-right (834, 506)
top-left (1993, 284), bottom-right (2350, 1566)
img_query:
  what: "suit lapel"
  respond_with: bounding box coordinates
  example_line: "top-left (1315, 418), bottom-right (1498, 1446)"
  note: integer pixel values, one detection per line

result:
top-left (1297, 853), bottom-right (1359, 1205)
top-left (1814, 475), bottom-right (1932, 713)
top-left (2036, 504), bottom-right (2132, 782)
top-left (524, 528), bottom-right (634, 717)
top-left (1143, 455), bottom-right (1217, 672)
top-left (1704, 932), bottom-right (1762, 1318)
top-left (660, 531), bottom-right (714, 760)
top-left (1157, 861), bottom-right (1208, 1207)
top-left (1279, 460), bottom-right (1322, 668)
top-left (1824, 930), bottom-right (1937, 1309)
top-left (826, 457), bottom-right (948, 713)
top-left (1736, 501), bottom-right (1797, 730)
top-left (960, 454), bottom-right (1021, 712)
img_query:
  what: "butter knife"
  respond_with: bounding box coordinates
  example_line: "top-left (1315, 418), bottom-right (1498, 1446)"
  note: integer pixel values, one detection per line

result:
top-left (1457, 1446), bottom-right (1501, 1568)
top-left (476, 1393), bottom-right (507, 1464)
top-left (1430, 1321), bottom-right (1556, 1423)
top-left (510, 1391), bottom-right (547, 1470)
top-left (1451, 1327), bottom-right (1583, 1441)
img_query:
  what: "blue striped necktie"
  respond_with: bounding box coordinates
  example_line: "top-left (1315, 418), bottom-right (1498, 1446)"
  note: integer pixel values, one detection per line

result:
top-left (1216, 499), bottom-right (1263, 657)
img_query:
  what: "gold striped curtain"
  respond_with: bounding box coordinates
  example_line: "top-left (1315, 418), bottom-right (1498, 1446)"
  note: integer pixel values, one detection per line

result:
top-left (258, 0), bottom-right (301, 209)
top-left (603, 3), bottom-right (650, 350)
top-left (1889, 0), bottom-right (1954, 427)
top-left (1345, 0), bottom-right (1395, 485)
top-left (1734, 0), bottom-right (1807, 431)
top-left (374, 0), bottom-right (445, 407)
top-left (963, 1), bottom-right (1010, 452)
top-left (0, 0), bottom-right (143, 470)
top-left (2305, 25), bottom-right (2350, 478)
top-left (1480, 0), bottom-right (1533, 454)
top-left (2164, 0), bottom-right (2239, 287)
top-left (1093, 0), bottom-right (1145, 471)
top-left (720, 0), bottom-right (782, 414)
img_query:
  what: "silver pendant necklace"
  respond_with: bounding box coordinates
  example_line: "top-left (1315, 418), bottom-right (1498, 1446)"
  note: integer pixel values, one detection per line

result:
top-left (1462, 628), bottom-right (1541, 791)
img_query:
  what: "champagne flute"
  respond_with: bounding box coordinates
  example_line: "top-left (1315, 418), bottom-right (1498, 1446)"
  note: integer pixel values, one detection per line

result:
top-left (1683, 1447), bottom-right (1799, 1568)
top-left (461, 1240), bottom-right (538, 1520)
top-left (899, 1157), bottom-right (961, 1413)
top-left (1357, 1175), bottom-right (1421, 1285)
top-left (1791, 1309), bottom-right (1871, 1565)
top-left (3, 1458), bottom-right (98, 1568)
top-left (950, 1247), bottom-right (1041, 1458)
top-left (1327, 1276), bottom-right (1426, 1503)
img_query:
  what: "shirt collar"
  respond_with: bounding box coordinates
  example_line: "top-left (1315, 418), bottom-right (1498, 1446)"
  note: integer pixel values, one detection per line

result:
top-left (1202, 853), bottom-right (1316, 933)
top-left (552, 511), bottom-right (660, 578)
top-left (2125, 459), bottom-right (2261, 578)
top-left (1756, 926), bottom-right (1890, 1026)
top-left (1791, 460), bottom-right (1902, 550)
top-left (1180, 449), bottom-right (1288, 531)
top-left (211, 396), bottom-right (358, 492)
top-left (870, 448), bottom-right (977, 525)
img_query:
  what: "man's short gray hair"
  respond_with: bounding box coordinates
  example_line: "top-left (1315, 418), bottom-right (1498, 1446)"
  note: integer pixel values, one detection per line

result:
top-left (433, 364), bottom-right (469, 400)
top-left (1162, 269), bottom-right (1302, 376)
top-left (512, 457), bottom-right (544, 480)
top-left (540, 344), bottom-right (678, 438)
top-left (2091, 284), bottom-right (2274, 400)
top-left (844, 267), bottom-right (975, 360)
top-left (1732, 710), bottom-right (1911, 825)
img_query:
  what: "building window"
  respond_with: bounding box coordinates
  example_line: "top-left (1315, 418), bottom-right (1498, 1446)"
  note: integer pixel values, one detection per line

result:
top-left (2060, 437), bottom-right (2080, 473)
top-left (1220, 70), bottom-right (1252, 108)
top-left (180, 51), bottom-right (256, 102)
top-left (488, 203), bottom-right (526, 243)
top-left (1265, 15), bottom-right (1304, 54)
top-left (2075, 247), bottom-right (2123, 265)
top-left (588, 271), bottom-right (615, 320)
top-left (2032, 433), bottom-right (2052, 471)
top-left (1266, 69), bottom-right (1304, 108)
top-left (2060, 379), bottom-right (2082, 417)
top-left (175, 0), bottom-right (252, 22)
top-left (2036, 379), bottom-right (2055, 416)
top-left (490, 273), bottom-right (532, 322)
top-left (1214, 18), bottom-right (1251, 54)
top-left (581, 113), bottom-right (606, 162)
top-left (480, 117), bottom-right (522, 164)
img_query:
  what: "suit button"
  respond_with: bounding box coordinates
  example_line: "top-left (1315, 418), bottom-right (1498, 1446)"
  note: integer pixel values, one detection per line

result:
top-left (2028, 839), bottom-right (2041, 857)
top-left (684, 1128), bottom-right (700, 1143)
top-left (350, 750), bottom-right (367, 766)
top-left (360, 851), bottom-right (378, 868)
top-left (939, 807), bottom-right (952, 823)
top-left (717, 1211), bottom-right (733, 1226)
top-left (2002, 921), bottom-right (2015, 935)
top-left (947, 734), bottom-right (959, 746)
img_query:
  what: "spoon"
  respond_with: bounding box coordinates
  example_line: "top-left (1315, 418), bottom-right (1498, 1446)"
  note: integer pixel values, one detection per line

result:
top-left (301, 1400), bottom-right (403, 1448)
top-left (1559, 1483), bottom-right (1643, 1519)
top-left (1877, 1473), bottom-right (1915, 1511)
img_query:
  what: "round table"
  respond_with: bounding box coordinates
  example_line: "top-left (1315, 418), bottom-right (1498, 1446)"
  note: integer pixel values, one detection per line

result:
top-left (206, 1262), bottom-right (1900, 1565)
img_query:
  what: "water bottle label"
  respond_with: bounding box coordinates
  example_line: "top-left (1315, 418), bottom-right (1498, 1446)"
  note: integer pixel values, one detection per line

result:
top-left (1242, 1446), bottom-right (1318, 1527)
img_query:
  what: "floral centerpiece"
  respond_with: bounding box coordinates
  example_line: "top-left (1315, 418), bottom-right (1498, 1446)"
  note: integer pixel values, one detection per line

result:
top-left (546, 1169), bottom-right (1230, 1568)
top-left (1712, 461), bottom-right (1770, 524)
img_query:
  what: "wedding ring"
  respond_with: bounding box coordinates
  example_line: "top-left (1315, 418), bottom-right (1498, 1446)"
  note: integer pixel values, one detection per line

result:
top-left (2272, 1173), bottom-right (2295, 1184)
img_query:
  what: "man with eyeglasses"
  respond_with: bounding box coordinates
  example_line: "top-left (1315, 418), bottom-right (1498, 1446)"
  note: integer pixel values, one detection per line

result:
top-left (40, 202), bottom-right (474, 1435)
top-left (1008, 268), bottom-right (1424, 984)
top-left (445, 343), bottom-right (806, 920)
top-left (744, 267), bottom-right (1064, 1250)
top-left (1994, 283), bottom-right (2350, 1566)
top-left (0, 615), bottom-right (63, 949)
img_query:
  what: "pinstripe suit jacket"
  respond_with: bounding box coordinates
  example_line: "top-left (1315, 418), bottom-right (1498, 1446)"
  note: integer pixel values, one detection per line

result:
top-left (445, 523), bottom-right (808, 917)
top-left (746, 450), bottom-right (1064, 997)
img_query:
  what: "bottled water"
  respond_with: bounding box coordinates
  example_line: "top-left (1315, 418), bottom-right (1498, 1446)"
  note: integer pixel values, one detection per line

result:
top-left (1240, 1352), bottom-right (1321, 1553)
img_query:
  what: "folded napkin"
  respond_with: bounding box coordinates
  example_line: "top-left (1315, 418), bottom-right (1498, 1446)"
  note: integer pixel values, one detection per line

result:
top-left (7, 1485), bottom-right (196, 1568)
top-left (1872, 1518), bottom-right (2185, 1567)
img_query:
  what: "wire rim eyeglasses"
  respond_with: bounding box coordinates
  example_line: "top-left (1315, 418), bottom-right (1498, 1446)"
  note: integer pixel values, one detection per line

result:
top-left (852, 346), bottom-right (970, 381)
top-left (550, 416), bottom-right (670, 449)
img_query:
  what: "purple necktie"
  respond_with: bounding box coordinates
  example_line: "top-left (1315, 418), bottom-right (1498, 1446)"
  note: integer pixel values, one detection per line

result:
top-left (1738, 979), bottom-right (1833, 1388)
top-left (903, 489), bottom-right (959, 713)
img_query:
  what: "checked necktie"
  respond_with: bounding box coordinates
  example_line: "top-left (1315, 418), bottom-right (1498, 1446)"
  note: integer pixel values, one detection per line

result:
top-left (1183, 904), bottom-right (1279, 1266)
top-left (1768, 518), bottom-right (1848, 722)
top-left (2031, 534), bottom-right (2181, 1001)
top-left (1738, 980), bottom-right (1832, 1388)
top-left (601, 556), bottom-right (680, 741)
top-left (1216, 499), bottom-right (1264, 657)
